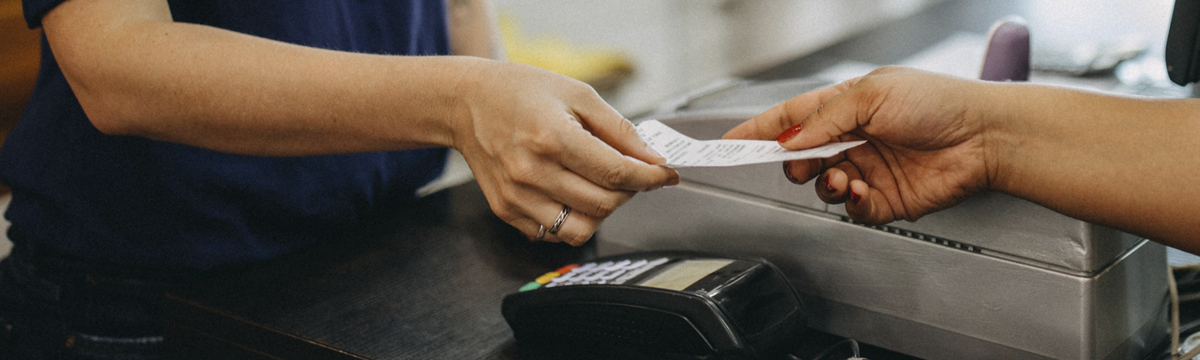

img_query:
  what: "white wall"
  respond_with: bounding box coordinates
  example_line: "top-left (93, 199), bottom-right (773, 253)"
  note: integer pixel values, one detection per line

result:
top-left (494, 0), bottom-right (729, 115)
top-left (723, 0), bottom-right (934, 74)
top-left (494, 0), bottom-right (940, 115)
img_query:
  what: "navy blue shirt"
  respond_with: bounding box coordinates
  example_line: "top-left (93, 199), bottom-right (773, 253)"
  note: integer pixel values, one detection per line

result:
top-left (3, 0), bottom-right (451, 269)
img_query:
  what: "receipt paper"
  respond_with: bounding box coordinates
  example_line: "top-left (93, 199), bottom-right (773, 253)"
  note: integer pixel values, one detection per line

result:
top-left (636, 120), bottom-right (866, 168)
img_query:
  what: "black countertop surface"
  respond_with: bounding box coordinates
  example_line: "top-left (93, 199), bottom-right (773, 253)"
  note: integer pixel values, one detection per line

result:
top-left (164, 184), bottom-right (592, 359)
top-left (164, 183), bottom-right (918, 360)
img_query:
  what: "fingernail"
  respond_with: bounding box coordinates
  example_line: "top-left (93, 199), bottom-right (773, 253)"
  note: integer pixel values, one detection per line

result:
top-left (645, 145), bottom-right (667, 164)
top-left (822, 174), bottom-right (836, 193)
top-left (643, 177), bottom-right (679, 192)
top-left (850, 189), bottom-right (862, 204)
top-left (776, 123), bottom-right (803, 143)
top-left (783, 162), bottom-right (801, 184)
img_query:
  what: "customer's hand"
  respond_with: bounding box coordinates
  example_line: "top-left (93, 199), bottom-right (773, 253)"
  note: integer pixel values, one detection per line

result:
top-left (723, 66), bottom-right (995, 224)
top-left (452, 60), bottom-right (679, 245)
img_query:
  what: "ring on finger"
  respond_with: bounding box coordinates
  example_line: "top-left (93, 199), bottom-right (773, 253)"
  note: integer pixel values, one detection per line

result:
top-left (548, 205), bottom-right (571, 235)
top-left (535, 225), bottom-right (547, 241)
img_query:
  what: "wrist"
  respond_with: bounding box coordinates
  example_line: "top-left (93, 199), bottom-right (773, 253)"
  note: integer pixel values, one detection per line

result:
top-left (441, 56), bottom-right (496, 150)
top-left (976, 81), bottom-right (1026, 194)
top-left (979, 82), bottom-right (1084, 198)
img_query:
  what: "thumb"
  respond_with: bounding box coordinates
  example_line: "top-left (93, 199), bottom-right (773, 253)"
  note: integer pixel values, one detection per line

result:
top-left (778, 77), bottom-right (870, 150)
top-left (723, 77), bottom-right (861, 146)
top-left (722, 101), bottom-right (797, 140)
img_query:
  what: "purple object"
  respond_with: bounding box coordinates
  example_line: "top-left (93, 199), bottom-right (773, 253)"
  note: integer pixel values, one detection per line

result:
top-left (980, 16), bottom-right (1031, 82)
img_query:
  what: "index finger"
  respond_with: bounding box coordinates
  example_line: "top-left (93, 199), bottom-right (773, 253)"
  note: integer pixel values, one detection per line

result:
top-left (571, 90), bottom-right (668, 166)
top-left (558, 120), bottom-right (680, 192)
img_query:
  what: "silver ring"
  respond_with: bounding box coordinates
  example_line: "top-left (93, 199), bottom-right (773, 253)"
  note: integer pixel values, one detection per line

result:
top-left (535, 225), bottom-right (547, 241)
top-left (548, 205), bottom-right (571, 235)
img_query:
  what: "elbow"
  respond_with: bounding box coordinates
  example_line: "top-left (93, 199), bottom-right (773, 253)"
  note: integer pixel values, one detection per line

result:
top-left (87, 114), bottom-right (134, 137)
top-left (58, 57), bottom-right (172, 139)
top-left (72, 86), bottom-right (152, 137)
top-left (40, 0), bottom-right (176, 137)
top-left (73, 90), bottom-right (140, 136)
top-left (58, 56), bottom-right (148, 137)
top-left (54, 53), bottom-right (140, 136)
top-left (50, 37), bottom-right (147, 137)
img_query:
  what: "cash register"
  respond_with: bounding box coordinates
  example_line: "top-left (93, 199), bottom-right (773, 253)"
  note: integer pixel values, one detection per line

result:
top-left (598, 18), bottom-right (1171, 360)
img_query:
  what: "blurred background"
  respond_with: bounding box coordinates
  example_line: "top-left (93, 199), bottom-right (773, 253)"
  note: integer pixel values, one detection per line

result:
top-left (495, 0), bottom-right (1179, 113)
top-left (495, 0), bottom-right (940, 115)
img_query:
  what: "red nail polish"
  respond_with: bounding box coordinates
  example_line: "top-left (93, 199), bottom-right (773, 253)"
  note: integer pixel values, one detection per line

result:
top-left (776, 124), bottom-right (803, 143)
top-left (850, 189), bottom-right (862, 204)
top-left (822, 174), bottom-right (836, 193)
top-left (783, 162), bottom-right (800, 184)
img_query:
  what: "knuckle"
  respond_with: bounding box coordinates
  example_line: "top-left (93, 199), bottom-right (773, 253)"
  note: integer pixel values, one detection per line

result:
top-left (503, 158), bottom-right (540, 186)
top-left (589, 199), bottom-right (619, 219)
top-left (508, 169), bottom-right (536, 187)
top-left (521, 127), bottom-right (564, 156)
top-left (598, 165), bottom-right (632, 188)
top-left (494, 184), bottom-right (518, 203)
top-left (590, 192), bottom-right (632, 218)
top-left (561, 229), bottom-right (594, 246)
top-left (871, 65), bottom-right (903, 75)
top-left (566, 79), bottom-right (599, 97)
top-left (489, 203), bottom-right (518, 223)
top-left (562, 216), bottom-right (600, 245)
top-left (774, 113), bottom-right (796, 134)
top-left (614, 118), bottom-right (638, 137)
top-left (491, 188), bottom-right (528, 221)
top-left (855, 73), bottom-right (883, 90)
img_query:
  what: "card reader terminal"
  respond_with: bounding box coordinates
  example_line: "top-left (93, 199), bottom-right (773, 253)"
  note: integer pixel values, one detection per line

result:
top-left (501, 251), bottom-right (806, 359)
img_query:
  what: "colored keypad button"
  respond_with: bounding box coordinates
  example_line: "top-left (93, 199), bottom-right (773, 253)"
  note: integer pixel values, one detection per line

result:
top-left (555, 264), bottom-right (580, 274)
top-left (519, 282), bottom-right (541, 292)
top-left (535, 271), bottom-right (561, 284)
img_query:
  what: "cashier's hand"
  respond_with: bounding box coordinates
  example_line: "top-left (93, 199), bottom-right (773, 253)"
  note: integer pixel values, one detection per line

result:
top-left (723, 66), bottom-right (994, 225)
top-left (451, 61), bottom-right (679, 245)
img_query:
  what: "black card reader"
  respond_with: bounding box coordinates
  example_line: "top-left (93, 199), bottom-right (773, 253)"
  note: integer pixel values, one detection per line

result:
top-left (501, 251), bottom-right (806, 359)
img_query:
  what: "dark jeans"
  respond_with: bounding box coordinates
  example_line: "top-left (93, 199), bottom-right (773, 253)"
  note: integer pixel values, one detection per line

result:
top-left (0, 228), bottom-right (195, 360)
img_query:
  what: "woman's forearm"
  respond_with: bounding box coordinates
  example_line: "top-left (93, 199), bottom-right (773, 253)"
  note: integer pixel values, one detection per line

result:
top-left (985, 83), bottom-right (1200, 248)
top-left (45, 0), bottom-right (479, 157)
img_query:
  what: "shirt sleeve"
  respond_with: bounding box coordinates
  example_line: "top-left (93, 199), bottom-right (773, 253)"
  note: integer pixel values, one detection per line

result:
top-left (22, 0), bottom-right (68, 29)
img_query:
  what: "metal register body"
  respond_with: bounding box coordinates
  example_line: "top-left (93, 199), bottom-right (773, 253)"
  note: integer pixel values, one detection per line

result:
top-left (596, 80), bottom-right (1168, 360)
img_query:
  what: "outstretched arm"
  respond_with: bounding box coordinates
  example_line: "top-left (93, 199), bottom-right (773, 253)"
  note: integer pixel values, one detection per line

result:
top-left (43, 0), bottom-right (678, 245)
top-left (724, 66), bottom-right (1200, 252)
top-left (49, 0), bottom-right (471, 156)
top-left (986, 75), bottom-right (1200, 251)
